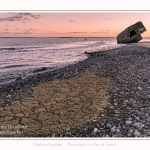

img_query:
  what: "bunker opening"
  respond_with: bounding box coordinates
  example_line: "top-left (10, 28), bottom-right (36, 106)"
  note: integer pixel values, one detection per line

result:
top-left (129, 30), bottom-right (136, 37)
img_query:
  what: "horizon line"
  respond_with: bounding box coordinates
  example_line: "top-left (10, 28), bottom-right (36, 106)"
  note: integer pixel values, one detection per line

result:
top-left (0, 36), bottom-right (149, 38)
top-left (0, 36), bottom-right (117, 38)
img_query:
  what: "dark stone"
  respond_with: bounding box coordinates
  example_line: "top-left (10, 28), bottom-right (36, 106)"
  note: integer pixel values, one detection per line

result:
top-left (143, 78), bottom-right (148, 82)
top-left (15, 77), bottom-right (22, 81)
top-left (33, 67), bottom-right (48, 73)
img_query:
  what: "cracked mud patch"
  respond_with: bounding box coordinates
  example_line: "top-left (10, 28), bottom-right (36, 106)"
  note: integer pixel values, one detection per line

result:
top-left (0, 72), bottom-right (113, 137)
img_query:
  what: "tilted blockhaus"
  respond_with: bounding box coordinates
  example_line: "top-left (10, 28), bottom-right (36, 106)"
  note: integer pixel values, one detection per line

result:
top-left (117, 21), bottom-right (146, 43)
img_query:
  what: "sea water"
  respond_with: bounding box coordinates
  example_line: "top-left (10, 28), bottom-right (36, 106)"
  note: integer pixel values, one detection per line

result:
top-left (0, 37), bottom-right (137, 84)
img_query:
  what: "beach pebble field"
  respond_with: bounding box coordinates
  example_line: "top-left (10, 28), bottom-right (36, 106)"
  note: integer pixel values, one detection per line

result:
top-left (0, 44), bottom-right (150, 137)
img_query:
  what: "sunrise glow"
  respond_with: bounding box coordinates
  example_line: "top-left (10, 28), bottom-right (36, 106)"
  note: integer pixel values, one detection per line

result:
top-left (0, 12), bottom-right (150, 37)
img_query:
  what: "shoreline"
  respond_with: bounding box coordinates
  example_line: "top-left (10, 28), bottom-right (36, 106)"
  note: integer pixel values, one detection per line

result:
top-left (0, 44), bottom-right (150, 137)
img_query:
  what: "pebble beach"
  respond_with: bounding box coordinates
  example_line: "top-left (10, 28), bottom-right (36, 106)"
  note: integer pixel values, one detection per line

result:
top-left (0, 43), bottom-right (150, 137)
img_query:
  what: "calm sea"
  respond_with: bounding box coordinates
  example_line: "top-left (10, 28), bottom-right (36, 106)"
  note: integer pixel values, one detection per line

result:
top-left (0, 37), bottom-right (148, 84)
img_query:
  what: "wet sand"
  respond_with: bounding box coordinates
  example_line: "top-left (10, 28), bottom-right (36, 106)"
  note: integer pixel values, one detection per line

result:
top-left (0, 43), bottom-right (150, 137)
top-left (131, 42), bottom-right (150, 48)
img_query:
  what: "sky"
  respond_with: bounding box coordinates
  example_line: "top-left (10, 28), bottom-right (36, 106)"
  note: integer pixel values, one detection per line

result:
top-left (0, 12), bottom-right (150, 37)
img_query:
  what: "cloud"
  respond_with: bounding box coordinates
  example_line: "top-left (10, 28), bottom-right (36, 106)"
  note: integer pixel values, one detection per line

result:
top-left (14, 28), bottom-right (22, 31)
top-left (0, 15), bottom-right (22, 21)
top-left (29, 29), bottom-right (37, 31)
top-left (60, 32), bottom-right (67, 34)
top-left (0, 13), bottom-right (41, 22)
top-left (30, 14), bottom-right (41, 19)
top-left (69, 20), bottom-right (75, 23)
top-left (13, 32), bottom-right (21, 34)
top-left (0, 31), bottom-right (11, 34)
top-left (17, 13), bottom-right (31, 16)
top-left (23, 29), bottom-right (37, 32)
top-left (61, 32), bottom-right (87, 34)
top-left (13, 31), bottom-right (32, 34)
top-left (91, 32), bottom-right (101, 33)
top-left (71, 32), bottom-right (86, 34)
top-left (41, 31), bottom-right (58, 34)
top-left (63, 31), bottom-right (87, 34)
top-left (1, 28), bottom-right (35, 34)
top-left (22, 17), bottom-right (31, 22)
top-left (21, 29), bottom-right (37, 34)
top-left (23, 31), bottom-right (32, 34)
top-left (16, 13), bottom-right (40, 19)
top-left (1, 29), bottom-right (33, 34)
top-left (100, 30), bottom-right (108, 31)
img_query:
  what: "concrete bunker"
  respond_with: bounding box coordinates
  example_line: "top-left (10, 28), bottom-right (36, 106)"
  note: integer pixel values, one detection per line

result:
top-left (117, 21), bottom-right (146, 43)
